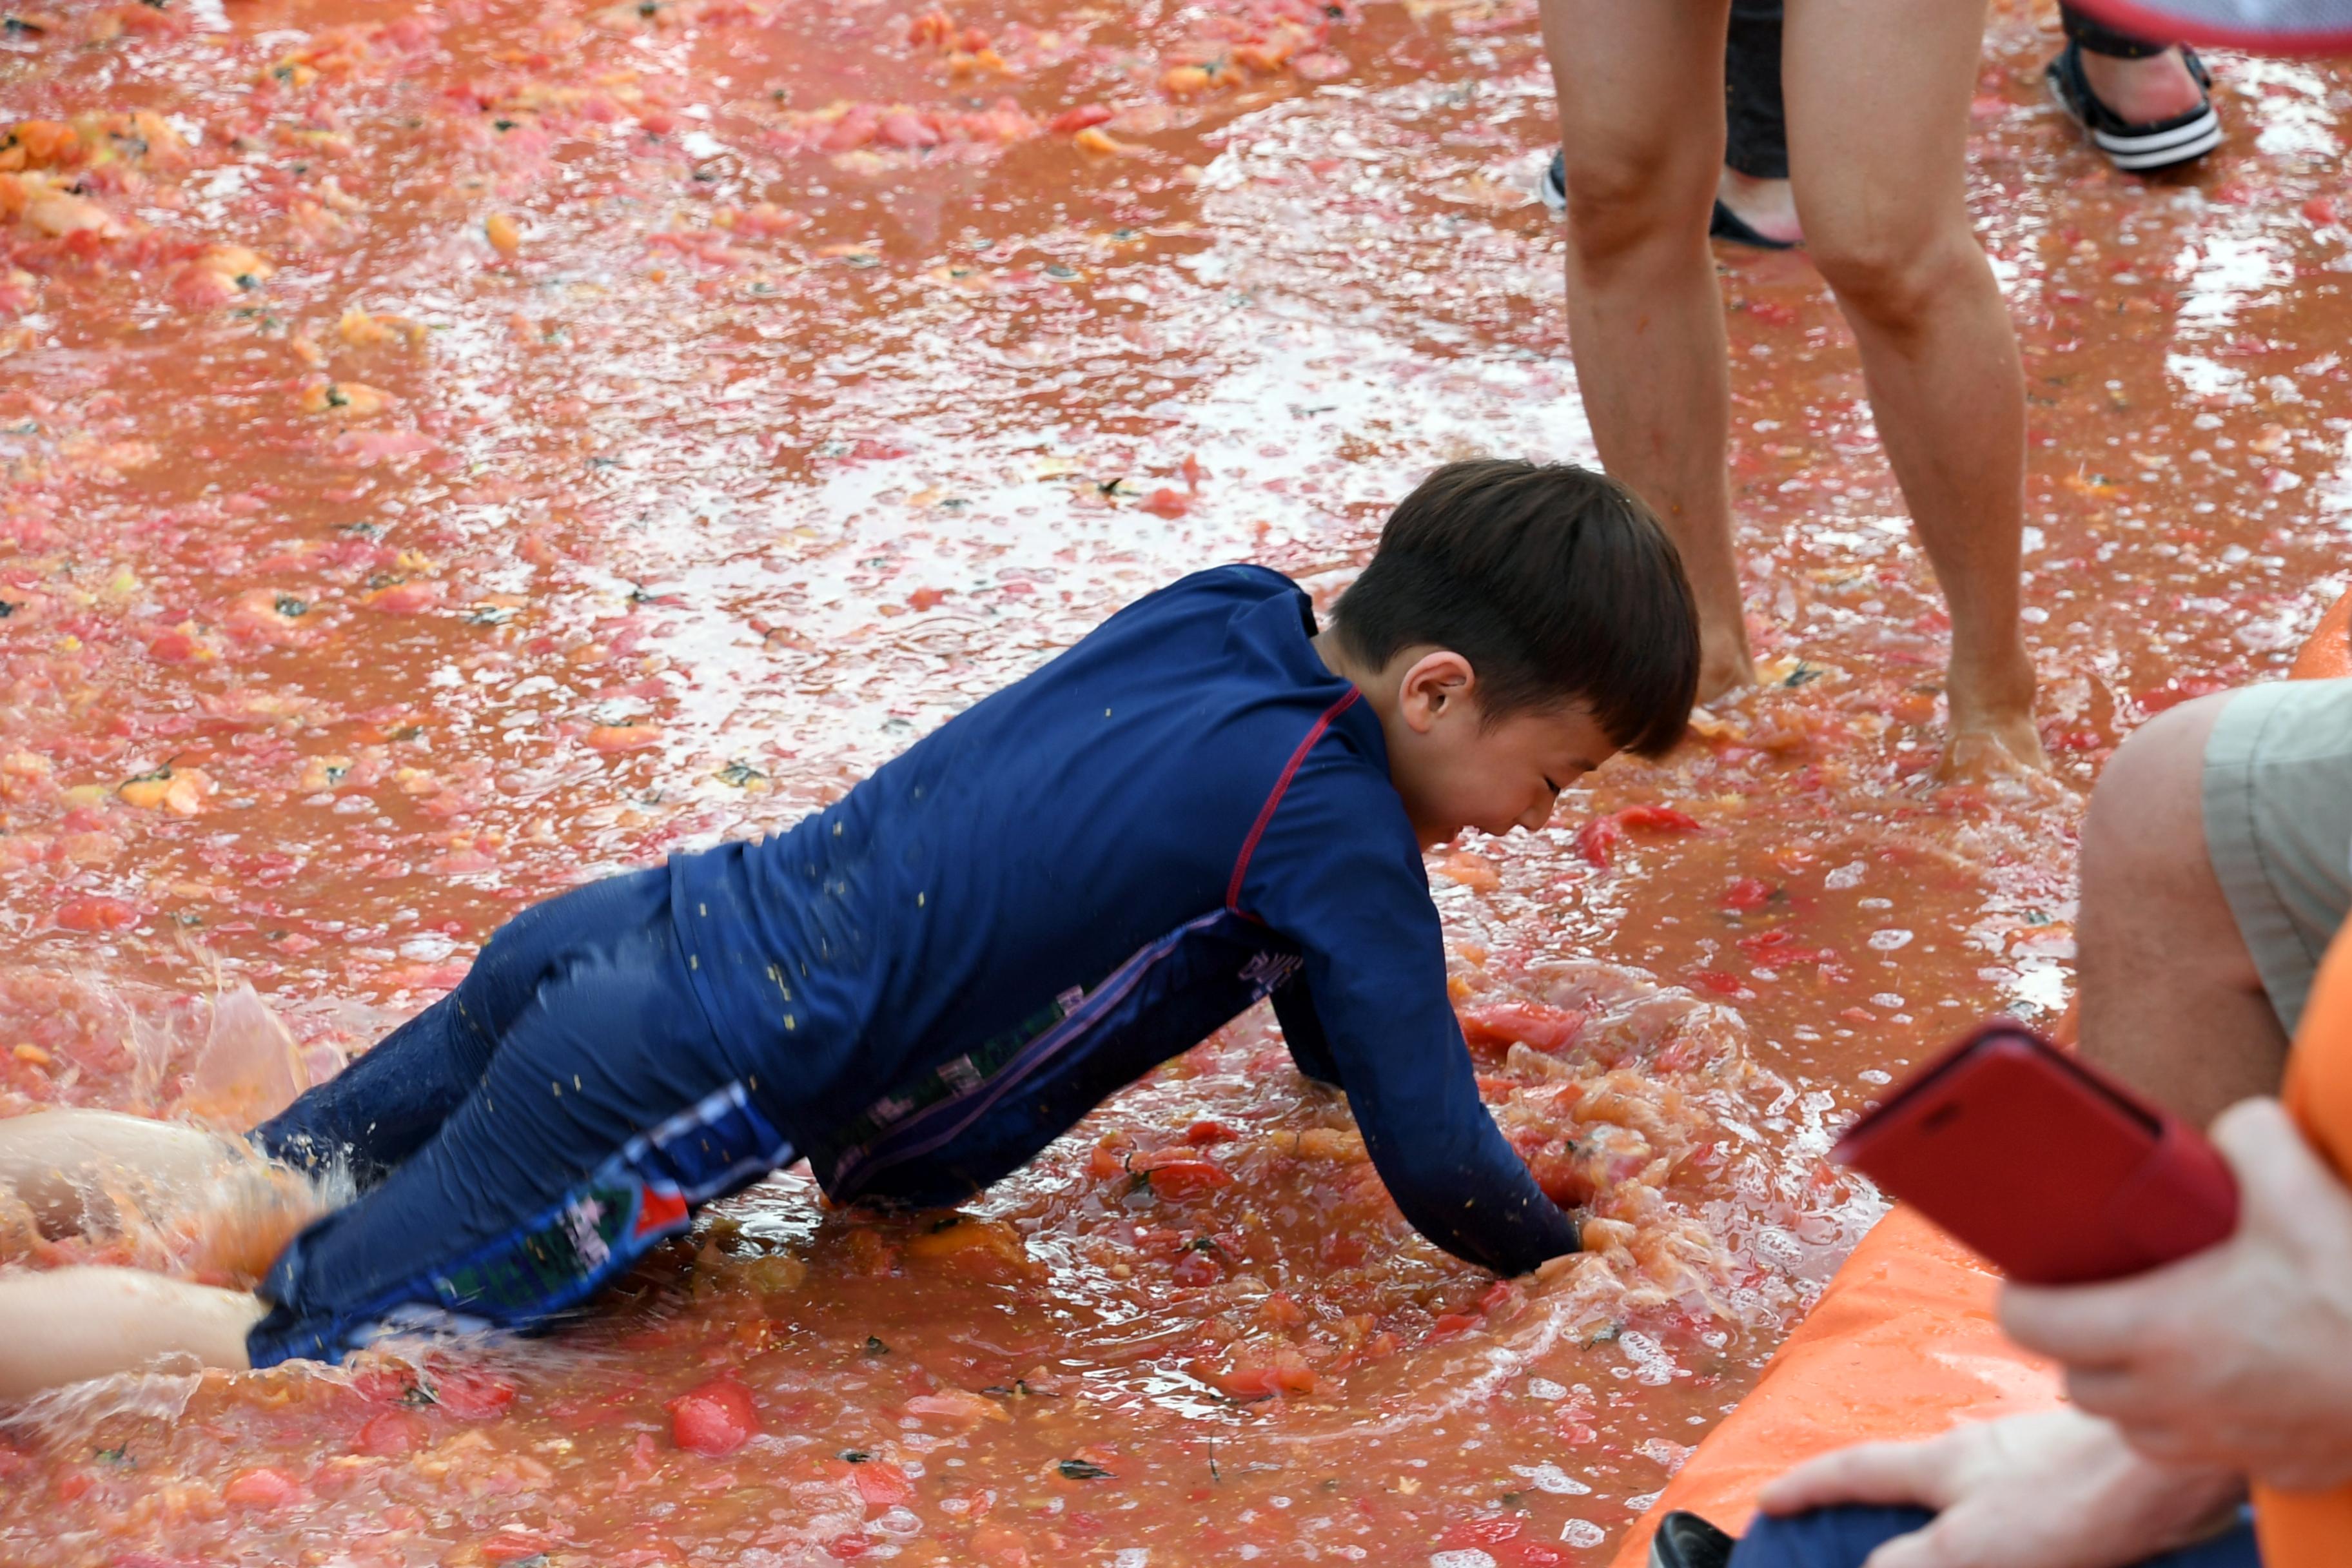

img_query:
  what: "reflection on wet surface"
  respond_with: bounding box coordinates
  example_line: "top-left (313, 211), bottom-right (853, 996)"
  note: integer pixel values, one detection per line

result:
top-left (3, 0), bottom-right (2351, 1560)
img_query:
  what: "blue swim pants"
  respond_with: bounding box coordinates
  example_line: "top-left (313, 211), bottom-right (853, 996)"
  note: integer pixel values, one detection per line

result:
top-left (245, 868), bottom-right (797, 1367)
top-left (1730, 1505), bottom-right (2262, 1568)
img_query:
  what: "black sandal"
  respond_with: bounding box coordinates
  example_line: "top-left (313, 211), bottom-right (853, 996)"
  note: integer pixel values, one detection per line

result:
top-left (1710, 198), bottom-right (1794, 251)
top-left (2045, 41), bottom-right (2222, 173)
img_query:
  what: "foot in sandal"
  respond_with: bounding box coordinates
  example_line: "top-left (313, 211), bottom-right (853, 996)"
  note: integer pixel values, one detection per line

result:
top-left (2046, 41), bottom-right (2222, 173)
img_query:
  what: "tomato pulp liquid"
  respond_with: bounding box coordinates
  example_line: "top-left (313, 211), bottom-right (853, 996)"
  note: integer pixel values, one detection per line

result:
top-left (3, 0), bottom-right (2349, 1562)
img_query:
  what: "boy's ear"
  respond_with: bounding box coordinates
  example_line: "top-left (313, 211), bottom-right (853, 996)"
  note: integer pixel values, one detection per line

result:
top-left (1396, 649), bottom-right (1476, 734)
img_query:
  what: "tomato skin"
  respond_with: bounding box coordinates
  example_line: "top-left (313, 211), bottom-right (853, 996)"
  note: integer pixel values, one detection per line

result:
top-left (1478, 1280), bottom-right (1526, 1319)
top-left (349, 1367), bottom-right (417, 1404)
top-left (826, 1534), bottom-right (873, 1560)
top-left (1209, 1353), bottom-right (1318, 1400)
top-left (1317, 1230), bottom-right (1366, 1268)
top-left (1127, 1148), bottom-right (1232, 1200)
top-left (223, 1465), bottom-right (304, 1508)
top-left (148, 632), bottom-right (196, 662)
top-left (1616, 804), bottom-right (1700, 832)
top-left (1170, 1250), bottom-right (1222, 1288)
top-left (850, 1458), bottom-right (916, 1509)
top-left (355, 1408), bottom-right (431, 1456)
top-left (1722, 876), bottom-right (1774, 911)
top-left (1439, 1515), bottom-right (1525, 1549)
top-left (1573, 816), bottom-right (1623, 867)
top-left (55, 895), bottom-right (140, 933)
top-left (877, 111), bottom-right (940, 149)
top-left (1458, 1003), bottom-right (1585, 1054)
top-left (585, 723), bottom-right (663, 753)
top-left (429, 1365), bottom-right (516, 1419)
top-left (1050, 104), bottom-right (1117, 134)
top-left (668, 1377), bottom-right (759, 1456)
top-left (364, 580), bottom-right (445, 615)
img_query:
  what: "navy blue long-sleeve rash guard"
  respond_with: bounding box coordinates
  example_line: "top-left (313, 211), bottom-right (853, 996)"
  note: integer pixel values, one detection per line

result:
top-left (669, 564), bottom-right (1580, 1276)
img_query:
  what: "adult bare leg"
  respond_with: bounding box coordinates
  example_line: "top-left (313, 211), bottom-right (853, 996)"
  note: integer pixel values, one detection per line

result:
top-left (1538, 0), bottom-right (1752, 701)
top-left (0, 1266), bottom-right (259, 1400)
top-left (0, 1108), bottom-right (245, 1235)
top-left (1784, 0), bottom-right (2043, 772)
top-left (2076, 693), bottom-right (2287, 1126)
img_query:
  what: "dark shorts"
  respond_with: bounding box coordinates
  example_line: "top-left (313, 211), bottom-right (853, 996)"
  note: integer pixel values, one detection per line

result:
top-left (1728, 1505), bottom-right (2260, 1568)
top-left (246, 868), bottom-right (798, 1367)
top-left (1720, 3), bottom-right (2164, 180)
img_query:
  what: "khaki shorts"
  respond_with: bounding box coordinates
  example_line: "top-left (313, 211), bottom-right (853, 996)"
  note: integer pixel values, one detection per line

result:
top-left (2203, 676), bottom-right (2352, 1034)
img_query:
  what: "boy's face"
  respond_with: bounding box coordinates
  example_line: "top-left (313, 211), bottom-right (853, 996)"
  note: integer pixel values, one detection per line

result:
top-left (1378, 649), bottom-right (1619, 848)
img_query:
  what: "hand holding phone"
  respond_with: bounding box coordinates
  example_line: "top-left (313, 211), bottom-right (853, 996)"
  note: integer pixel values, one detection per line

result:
top-left (1834, 1023), bottom-right (2240, 1285)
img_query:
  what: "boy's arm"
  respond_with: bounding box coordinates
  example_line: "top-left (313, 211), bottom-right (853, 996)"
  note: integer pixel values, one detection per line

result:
top-left (1269, 979), bottom-right (1341, 1087)
top-left (1235, 752), bottom-right (1580, 1276)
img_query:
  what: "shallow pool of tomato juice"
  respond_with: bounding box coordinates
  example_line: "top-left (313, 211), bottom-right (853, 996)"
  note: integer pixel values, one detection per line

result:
top-left (3, 0), bottom-right (2350, 1562)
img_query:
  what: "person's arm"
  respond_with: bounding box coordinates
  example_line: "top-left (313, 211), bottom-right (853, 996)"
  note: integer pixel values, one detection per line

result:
top-left (1235, 744), bottom-right (1578, 1276)
top-left (1270, 978), bottom-right (1340, 1087)
top-left (1999, 1097), bottom-right (2352, 1492)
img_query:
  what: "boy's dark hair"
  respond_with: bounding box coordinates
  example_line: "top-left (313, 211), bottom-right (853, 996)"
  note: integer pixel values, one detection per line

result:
top-left (1329, 460), bottom-right (1699, 758)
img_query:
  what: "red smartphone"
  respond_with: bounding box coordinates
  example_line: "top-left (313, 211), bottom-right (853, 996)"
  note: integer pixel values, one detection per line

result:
top-left (1832, 1021), bottom-right (2240, 1285)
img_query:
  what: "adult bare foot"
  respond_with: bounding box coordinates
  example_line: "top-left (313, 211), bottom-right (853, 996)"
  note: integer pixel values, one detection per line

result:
top-left (1716, 166), bottom-right (1804, 249)
top-left (1943, 716), bottom-right (2051, 779)
top-left (1941, 640), bottom-right (2047, 777)
top-left (1696, 626), bottom-right (1759, 708)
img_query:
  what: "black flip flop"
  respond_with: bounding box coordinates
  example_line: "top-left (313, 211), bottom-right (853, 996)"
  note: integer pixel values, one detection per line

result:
top-left (1710, 198), bottom-right (1795, 251)
top-left (2045, 41), bottom-right (2222, 172)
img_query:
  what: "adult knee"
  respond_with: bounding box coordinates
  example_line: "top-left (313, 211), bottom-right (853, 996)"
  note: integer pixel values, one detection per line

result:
top-left (1808, 222), bottom-right (1982, 333)
top-left (1556, 142), bottom-right (1712, 272)
top-left (2081, 693), bottom-right (2233, 912)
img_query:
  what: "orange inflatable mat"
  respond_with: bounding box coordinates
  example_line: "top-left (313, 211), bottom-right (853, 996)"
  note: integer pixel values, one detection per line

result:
top-left (2254, 922), bottom-right (2352, 1564)
top-left (1612, 589), bottom-right (2352, 1568)
top-left (2290, 586), bottom-right (2350, 679)
top-left (1603, 1210), bottom-right (2060, 1562)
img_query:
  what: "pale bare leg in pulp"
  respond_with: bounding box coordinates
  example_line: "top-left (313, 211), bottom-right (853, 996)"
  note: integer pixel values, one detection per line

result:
top-left (0, 1110), bottom-right (263, 1399)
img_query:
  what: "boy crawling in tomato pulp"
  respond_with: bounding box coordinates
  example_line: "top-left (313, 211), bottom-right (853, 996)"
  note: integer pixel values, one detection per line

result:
top-left (0, 459), bottom-right (1698, 1396)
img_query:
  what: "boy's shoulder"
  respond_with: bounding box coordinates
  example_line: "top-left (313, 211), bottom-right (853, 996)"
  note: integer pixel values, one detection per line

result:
top-left (1133, 562), bottom-right (1301, 613)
